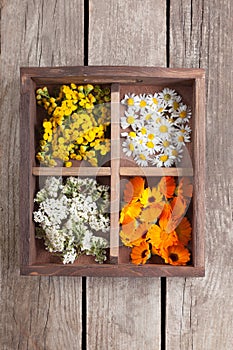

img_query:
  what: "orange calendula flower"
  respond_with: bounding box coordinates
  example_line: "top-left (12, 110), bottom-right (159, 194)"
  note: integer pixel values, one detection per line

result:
top-left (120, 220), bottom-right (137, 247)
top-left (176, 177), bottom-right (193, 201)
top-left (159, 203), bottom-right (172, 222)
top-left (140, 187), bottom-right (163, 207)
top-left (170, 197), bottom-right (186, 222)
top-left (130, 222), bottom-right (151, 246)
top-left (160, 244), bottom-right (190, 265)
top-left (131, 241), bottom-right (151, 265)
top-left (158, 176), bottom-right (176, 198)
top-left (123, 177), bottom-right (145, 203)
top-left (140, 204), bottom-right (164, 223)
top-left (120, 222), bottom-right (150, 247)
top-left (147, 223), bottom-right (178, 250)
top-left (175, 217), bottom-right (192, 245)
top-left (119, 202), bottom-right (142, 225)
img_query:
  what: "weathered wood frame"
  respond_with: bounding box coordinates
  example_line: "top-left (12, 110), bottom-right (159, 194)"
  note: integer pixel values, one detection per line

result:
top-left (20, 66), bottom-right (205, 277)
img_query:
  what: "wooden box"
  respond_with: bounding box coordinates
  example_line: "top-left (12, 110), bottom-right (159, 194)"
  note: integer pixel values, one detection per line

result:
top-left (20, 66), bottom-right (205, 277)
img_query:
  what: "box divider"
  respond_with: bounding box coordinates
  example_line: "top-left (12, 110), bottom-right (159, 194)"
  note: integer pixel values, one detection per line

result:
top-left (110, 84), bottom-right (120, 263)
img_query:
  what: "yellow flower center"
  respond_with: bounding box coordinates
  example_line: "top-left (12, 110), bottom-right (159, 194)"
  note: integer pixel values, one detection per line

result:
top-left (173, 101), bottom-right (179, 110)
top-left (146, 141), bottom-right (154, 149)
top-left (163, 140), bottom-right (170, 147)
top-left (129, 131), bottom-right (136, 138)
top-left (141, 127), bottom-right (147, 135)
top-left (171, 149), bottom-right (178, 156)
top-left (159, 125), bottom-right (168, 133)
top-left (152, 97), bottom-right (158, 104)
top-left (156, 117), bottom-right (161, 123)
top-left (164, 93), bottom-right (171, 101)
top-left (140, 100), bottom-right (147, 107)
top-left (139, 154), bottom-right (146, 160)
top-left (178, 135), bottom-right (184, 142)
top-left (148, 134), bottom-right (155, 140)
top-left (129, 143), bottom-right (135, 151)
top-left (127, 98), bottom-right (134, 106)
top-left (160, 155), bottom-right (168, 162)
top-left (158, 107), bottom-right (164, 113)
top-left (127, 116), bottom-right (135, 124)
top-left (179, 111), bottom-right (187, 118)
top-left (145, 114), bottom-right (152, 120)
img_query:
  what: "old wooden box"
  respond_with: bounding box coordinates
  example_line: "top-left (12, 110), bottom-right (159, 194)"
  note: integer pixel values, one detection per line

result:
top-left (20, 66), bottom-right (205, 277)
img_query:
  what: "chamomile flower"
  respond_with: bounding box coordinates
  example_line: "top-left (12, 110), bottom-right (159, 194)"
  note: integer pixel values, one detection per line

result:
top-left (140, 110), bottom-right (153, 123)
top-left (173, 131), bottom-right (191, 148)
top-left (178, 125), bottom-right (192, 135)
top-left (120, 89), bottom-right (192, 168)
top-left (146, 92), bottom-right (159, 107)
top-left (150, 101), bottom-right (166, 113)
top-left (138, 94), bottom-right (149, 111)
top-left (168, 147), bottom-right (183, 163)
top-left (151, 111), bottom-right (164, 124)
top-left (135, 152), bottom-right (149, 167)
top-left (121, 93), bottom-right (140, 109)
top-left (157, 88), bottom-right (177, 106)
top-left (121, 110), bottom-right (139, 129)
top-left (138, 125), bottom-right (149, 136)
top-left (168, 94), bottom-right (182, 113)
top-left (174, 105), bottom-right (192, 124)
top-left (122, 139), bottom-right (137, 157)
top-left (154, 118), bottom-right (174, 140)
top-left (157, 139), bottom-right (174, 153)
top-left (151, 153), bottom-right (175, 167)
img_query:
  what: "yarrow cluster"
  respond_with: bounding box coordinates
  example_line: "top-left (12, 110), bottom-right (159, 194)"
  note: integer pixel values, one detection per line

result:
top-left (120, 88), bottom-right (191, 167)
top-left (33, 177), bottom-right (110, 264)
top-left (36, 84), bottom-right (111, 167)
top-left (120, 176), bottom-right (193, 265)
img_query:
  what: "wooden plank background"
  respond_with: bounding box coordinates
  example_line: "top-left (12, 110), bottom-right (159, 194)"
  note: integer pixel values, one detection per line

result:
top-left (0, 0), bottom-right (232, 349)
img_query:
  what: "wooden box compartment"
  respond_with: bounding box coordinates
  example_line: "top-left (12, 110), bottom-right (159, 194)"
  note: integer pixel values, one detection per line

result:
top-left (20, 66), bottom-right (205, 277)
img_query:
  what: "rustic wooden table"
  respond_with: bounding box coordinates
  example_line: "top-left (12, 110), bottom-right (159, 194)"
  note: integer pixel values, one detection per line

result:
top-left (0, 0), bottom-right (232, 349)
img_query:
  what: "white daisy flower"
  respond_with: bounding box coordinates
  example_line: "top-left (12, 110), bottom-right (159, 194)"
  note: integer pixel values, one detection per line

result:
top-left (168, 147), bottom-right (183, 163)
top-left (122, 139), bottom-right (137, 157)
top-left (120, 110), bottom-right (139, 129)
top-left (174, 104), bottom-right (192, 124)
top-left (168, 94), bottom-right (182, 113)
top-left (146, 93), bottom-right (159, 107)
top-left (151, 153), bottom-right (175, 167)
top-left (120, 89), bottom-right (192, 168)
top-left (148, 101), bottom-right (166, 113)
top-left (138, 94), bottom-right (148, 111)
top-left (178, 125), bottom-right (192, 135)
top-left (134, 152), bottom-right (149, 167)
top-left (157, 139), bottom-right (174, 153)
top-left (154, 118), bottom-right (174, 140)
top-left (139, 110), bottom-right (153, 123)
top-left (138, 125), bottom-right (149, 136)
top-left (120, 93), bottom-right (140, 108)
top-left (157, 88), bottom-right (177, 106)
top-left (144, 136), bottom-right (161, 155)
top-left (173, 131), bottom-right (191, 148)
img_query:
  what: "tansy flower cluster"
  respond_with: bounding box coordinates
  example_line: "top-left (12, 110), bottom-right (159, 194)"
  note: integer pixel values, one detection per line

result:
top-left (119, 176), bottom-right (193, 265)
top-left (34, 177), bottom-right (110, 264)
top-left (36, 84), bottom-right (111, 167)
top-left (121, 88), bottom-right (191, 167)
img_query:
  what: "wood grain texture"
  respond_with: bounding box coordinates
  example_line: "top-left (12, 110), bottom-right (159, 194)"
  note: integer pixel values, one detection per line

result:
top-left (89, 0), bottom-right (166, 66)
top-left (87, 0), bottom-right (166, 348)
top-left (167, 0), bottom-right (233, 349)
top-left (86, 278), bottom-right (161, 349)
top-left (0, 1), bottom-right (84, 349)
